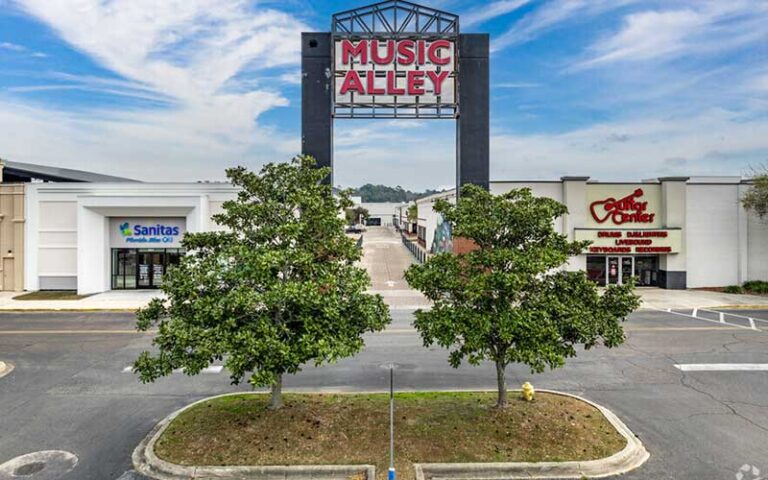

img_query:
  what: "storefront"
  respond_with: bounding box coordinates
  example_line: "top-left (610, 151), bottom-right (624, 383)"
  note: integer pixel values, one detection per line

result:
top-left (415, 176), bottom-right (768, 289)
top-left (25, 182), bottom-right (237, 294)
top-left (107, 217), bottom-right (187, 289)
top-left (586, 255), bottom-right (659, 286)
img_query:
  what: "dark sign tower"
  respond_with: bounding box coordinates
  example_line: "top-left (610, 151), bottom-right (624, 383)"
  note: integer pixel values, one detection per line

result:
top-left (302, 0), bottom-right (489, 192)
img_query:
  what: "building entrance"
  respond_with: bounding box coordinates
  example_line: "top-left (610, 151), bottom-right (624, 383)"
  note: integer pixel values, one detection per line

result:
top-left (111, 248), bottom-right (184, 290)
top-left (587, 255), bottom-right (659, 287)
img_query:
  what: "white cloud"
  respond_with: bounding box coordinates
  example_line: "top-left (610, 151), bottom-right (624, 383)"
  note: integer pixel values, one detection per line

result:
top-left (462, 0), bottom-right (530, 28)
top-left (490, 109), bottom-right (768, 180)
top-left (2, 0), bottom-right (310, 179)
top-left (0, 40), bottom-right (47, 57)
top-left (491, 0), bottom-right (639, 52)
top-left (574, 1), bottom-right (768, 69)
top-left (0, 41), bottom-right (26, 51)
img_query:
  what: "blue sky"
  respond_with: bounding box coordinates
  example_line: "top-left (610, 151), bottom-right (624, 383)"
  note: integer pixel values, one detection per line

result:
top-left (0, 0), bottom-right (766, 190)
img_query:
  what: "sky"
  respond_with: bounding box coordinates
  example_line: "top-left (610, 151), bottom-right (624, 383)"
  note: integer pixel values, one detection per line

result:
top-left (0, 0), bottom-right (766, 190)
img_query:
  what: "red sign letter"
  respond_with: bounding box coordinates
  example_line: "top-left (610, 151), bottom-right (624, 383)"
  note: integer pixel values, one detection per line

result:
top-left (341, 39), bottom-right (368, 65)
top-left (426, 71), bottom-right (450, 95)
top-left (371, 39), bottom-right (395, 65)
top-left (397, 40), bottom-right (416, 65)
top-left (428, 40), bottom-right (451, 65)
top-left (407, 70), bottom-right (425, 95)
top-left (340, 71), bottom-right (365, 95)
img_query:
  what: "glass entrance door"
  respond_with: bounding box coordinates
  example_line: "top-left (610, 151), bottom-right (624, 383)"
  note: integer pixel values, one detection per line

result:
top-left (113, 248), bottom-right (184, 289)
top-left (137, 251), bottom-right (164, 288)
top-left (607, 256), bottom-right (634, 285)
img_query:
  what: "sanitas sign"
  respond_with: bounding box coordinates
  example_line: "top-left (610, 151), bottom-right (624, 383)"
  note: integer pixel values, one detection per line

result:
top-left (334, 38), bottom-right (456, 106)
top-left (110, 218), bottom-right (186, 248)
top-left (575, 229), bottom-right (682, 254)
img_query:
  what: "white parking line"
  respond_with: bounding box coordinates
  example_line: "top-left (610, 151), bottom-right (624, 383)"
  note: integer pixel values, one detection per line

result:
top-left (649, 307), bottom-right (761, 331)
top-left (675, 364), bottom-right (768, 372)
top-left (122, 365), bottom-right (224, 374)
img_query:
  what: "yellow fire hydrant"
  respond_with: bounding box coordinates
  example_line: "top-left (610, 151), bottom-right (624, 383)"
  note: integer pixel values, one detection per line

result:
top-left (521, 382), bottom-right (535, 402)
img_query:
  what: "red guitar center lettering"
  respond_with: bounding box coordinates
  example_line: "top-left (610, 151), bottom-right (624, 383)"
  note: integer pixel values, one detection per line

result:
top-left (590, 189), bottom-right (655, 225)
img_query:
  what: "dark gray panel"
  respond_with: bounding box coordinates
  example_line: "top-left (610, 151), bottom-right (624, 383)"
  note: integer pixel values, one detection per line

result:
top-left (39, 276), bottom-right (78, 291)
top-left (301, 33), bottom-right (334, 185)
top-left (658, 270), bottom-right (687, 290)
top-left (456, 34), bottom-right (490, 192)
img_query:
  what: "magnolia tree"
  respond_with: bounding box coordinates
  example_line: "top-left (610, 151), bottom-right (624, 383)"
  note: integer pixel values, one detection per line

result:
top-left (346, 206), bottom-right (370, 225)
top-left (133, 156), bottom-right (390, 409)
top-left (405, 185), bottom-right (640, 408)
top-left (743, 167), bottom-right (768, 220)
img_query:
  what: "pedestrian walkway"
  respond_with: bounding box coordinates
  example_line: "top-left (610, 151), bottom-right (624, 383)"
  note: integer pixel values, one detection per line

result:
top-left (638, 288), bottom-right (768, 310)
top-left (0, 290), bottom-right (158, 311)
top-left (359, 226), bottom-right (431, 310)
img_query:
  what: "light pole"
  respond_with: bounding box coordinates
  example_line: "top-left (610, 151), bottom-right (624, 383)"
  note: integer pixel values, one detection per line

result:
top-left (380, 362), bottom-right (398, 480)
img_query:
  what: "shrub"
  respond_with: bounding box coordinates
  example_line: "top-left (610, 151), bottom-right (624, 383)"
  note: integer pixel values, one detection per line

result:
top-left (723, 285), bottom-right (744, 294)
top-left (743, 281), bottom-right (768, 294)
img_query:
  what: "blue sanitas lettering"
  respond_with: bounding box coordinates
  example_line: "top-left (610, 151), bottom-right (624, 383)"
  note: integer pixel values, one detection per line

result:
top-left (133, 224), bottom-right (180, 237)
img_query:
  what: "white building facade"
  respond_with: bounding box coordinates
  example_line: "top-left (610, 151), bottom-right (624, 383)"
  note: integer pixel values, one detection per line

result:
top-left (415, 176), bottom-right (768, 289)
top-left (25, 182), bottom-right (237, 295)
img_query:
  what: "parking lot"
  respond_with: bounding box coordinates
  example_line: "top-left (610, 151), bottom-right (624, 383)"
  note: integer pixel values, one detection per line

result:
top-left (0, 306), bottom-right (767, 479)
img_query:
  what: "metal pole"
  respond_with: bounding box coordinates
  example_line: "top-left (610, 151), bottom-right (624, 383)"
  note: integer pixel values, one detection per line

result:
top-left (389, 366), bottom-right (395, 480)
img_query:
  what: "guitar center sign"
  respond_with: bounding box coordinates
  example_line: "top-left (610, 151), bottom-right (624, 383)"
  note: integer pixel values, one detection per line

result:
top-left (334, 38), bottom-right (456, 109)
top-left (590, 188), bottom-right (655, 225)
top-left (575, 229), bottom-right (682, 254)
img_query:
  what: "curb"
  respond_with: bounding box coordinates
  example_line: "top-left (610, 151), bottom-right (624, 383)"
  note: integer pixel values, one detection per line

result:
top-left (0, 308), bottom-right (140, 313)
top-left (414, 389), bottom-right (649, 480)
top-left (132, 391), bottom-right (375, 480)
top-left (0, 361), bottom-right (13, 378)
top-left (134, 390), bottom-right (647, 480)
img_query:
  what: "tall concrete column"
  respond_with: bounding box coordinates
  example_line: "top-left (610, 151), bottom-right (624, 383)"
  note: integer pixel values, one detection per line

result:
top-left (737, 182), bottom-right (750, 284)
top-left (456, 34), bottom-right (489, 193)
top-left (561, 176), bottom-right (589, 270)
top-left (659, 177), bottom-right (688, 289)
top-left (301, 33), bottom-right (333, 185)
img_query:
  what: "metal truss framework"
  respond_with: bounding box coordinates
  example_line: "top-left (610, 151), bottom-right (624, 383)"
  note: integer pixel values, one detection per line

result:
top-left (332, 0), bottom-right (459, 119)
top-left (332, 0), bottom-right (459, 38)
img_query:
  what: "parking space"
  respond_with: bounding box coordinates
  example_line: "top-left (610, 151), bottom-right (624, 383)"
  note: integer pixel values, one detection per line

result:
top-left (1, 306), bottom-right (768, 479)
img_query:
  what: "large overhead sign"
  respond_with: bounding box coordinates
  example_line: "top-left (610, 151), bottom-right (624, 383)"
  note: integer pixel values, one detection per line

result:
top-left (334, 38), bottom-right (456, 117)
top-left (331, 1), bottom-right (460, 119)
top-left (303, 1), bottom-right (489, 192)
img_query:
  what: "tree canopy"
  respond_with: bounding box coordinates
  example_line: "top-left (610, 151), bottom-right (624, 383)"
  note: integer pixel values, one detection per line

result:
top-left (352, 184), bottom-right (441, 203)
top-left (345, 206), bottom-right (370, 225)
top-left (743, 168), bottom-right (768, 220)
top-left (133, 156), bottom-right (390, 409)
top-left (405, 185), bottom-right (640, 408)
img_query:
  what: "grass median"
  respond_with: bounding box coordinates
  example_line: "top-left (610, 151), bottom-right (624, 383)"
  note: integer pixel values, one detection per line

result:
top-left (155, 391), bottom-right (626, 480)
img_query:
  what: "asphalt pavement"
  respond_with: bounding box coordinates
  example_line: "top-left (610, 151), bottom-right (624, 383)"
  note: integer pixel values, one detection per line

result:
top-left (1, 308), bottom-right (767, 480)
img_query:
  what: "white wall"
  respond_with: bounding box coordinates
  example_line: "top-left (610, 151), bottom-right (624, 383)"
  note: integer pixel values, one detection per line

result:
top-left (358, 202), bottom-right (405, 226)
top-left (416, 191), bottom-right (454, 251)
top-left (25, 183), bottom-right (238, 293)
top-left (747, 206), bottom-right (768, 282)
top-left (685, 184), bottom-right (741, 287)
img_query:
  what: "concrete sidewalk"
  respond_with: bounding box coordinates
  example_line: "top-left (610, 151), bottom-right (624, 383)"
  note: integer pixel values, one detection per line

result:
top-left (638, 288), bottom-right (768, 310)
top-left (359, 226), bottom-right (432, 310)
top-left (0, 290), bottom-right (160, 311)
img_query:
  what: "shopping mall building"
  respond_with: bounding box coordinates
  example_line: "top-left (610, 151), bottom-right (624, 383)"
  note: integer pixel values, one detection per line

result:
top-left (412, 176), bottom-right (768, 290)
top-left (0, 160), bottom-right (764, 294)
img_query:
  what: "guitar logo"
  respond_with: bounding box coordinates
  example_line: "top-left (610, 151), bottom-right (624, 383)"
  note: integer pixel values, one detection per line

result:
top-left (590, 188), bottom-right (655, 225)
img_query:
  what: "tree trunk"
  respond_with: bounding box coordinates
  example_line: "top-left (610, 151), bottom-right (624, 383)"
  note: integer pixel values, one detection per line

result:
top-left (270, 374), bottom-right (283, 410)
top-left (495, 358), bottom-right (507, 408)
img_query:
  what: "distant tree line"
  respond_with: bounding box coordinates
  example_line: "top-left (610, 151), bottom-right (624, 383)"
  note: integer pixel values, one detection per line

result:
top-left (351, 184), bottom-right (442, 203)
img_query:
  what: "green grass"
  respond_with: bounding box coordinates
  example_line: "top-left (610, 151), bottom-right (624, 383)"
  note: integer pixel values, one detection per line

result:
top-left (13, 291), bottom-right (91, 301)
top-left (155, 392), bottom-right (626, 480)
